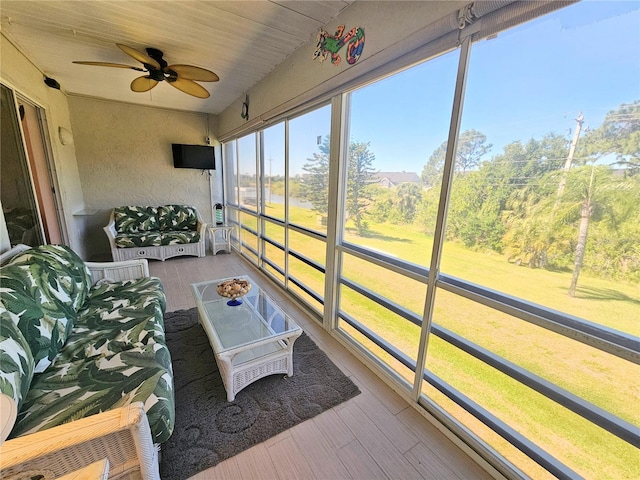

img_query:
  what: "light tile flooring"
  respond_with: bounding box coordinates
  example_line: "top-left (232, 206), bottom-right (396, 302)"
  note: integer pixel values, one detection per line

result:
top-left (149, 253), bottom-right (493, 480)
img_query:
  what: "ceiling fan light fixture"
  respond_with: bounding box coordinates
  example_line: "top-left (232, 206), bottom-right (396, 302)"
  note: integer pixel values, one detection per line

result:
top-left (74, 43), bottom-right (218, 99)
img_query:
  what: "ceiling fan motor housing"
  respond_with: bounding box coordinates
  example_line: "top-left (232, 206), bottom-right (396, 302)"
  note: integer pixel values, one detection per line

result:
top-left (145, 48), bottom-right (176, 81)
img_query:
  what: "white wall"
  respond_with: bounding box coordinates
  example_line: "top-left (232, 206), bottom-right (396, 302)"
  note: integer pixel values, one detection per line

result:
top-left (0, 34), bottom-right (87, 257)
top-left (217, 1), bottom-right (465, 137)
top-left (67, 96), bottom-right (222, 259)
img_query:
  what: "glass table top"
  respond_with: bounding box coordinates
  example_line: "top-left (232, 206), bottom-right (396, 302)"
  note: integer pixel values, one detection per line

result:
top-left (191, 275), bottom-right (300, 354)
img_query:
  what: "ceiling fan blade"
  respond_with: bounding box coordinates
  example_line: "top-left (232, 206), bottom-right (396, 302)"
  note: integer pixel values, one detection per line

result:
top-left (167, 78), bottom-right (210, 98)
top-left (167, 64), bottom-right (219, 82)
top-left (117, 43), bottom-right (160, 69)
top-left (73, 61), bottom-right (145, 72)
top-left (131, 76), bottom-right (159, 93)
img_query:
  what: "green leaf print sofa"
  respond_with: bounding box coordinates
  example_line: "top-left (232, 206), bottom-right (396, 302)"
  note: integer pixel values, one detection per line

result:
top-left (104, 204), bottom-right (207, 261)
top-left (0, 244), bottom-right (173, 479)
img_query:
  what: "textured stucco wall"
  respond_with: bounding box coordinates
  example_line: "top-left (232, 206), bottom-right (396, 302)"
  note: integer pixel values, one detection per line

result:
top-left (0, 33), bottom-right (86, 257)
top-left (68, 96), bottom-right (221, 259)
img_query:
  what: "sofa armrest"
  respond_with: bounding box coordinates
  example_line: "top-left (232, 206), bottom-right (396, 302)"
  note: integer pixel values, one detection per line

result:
top-left (197, 218), bottom-right (207, 237)
top-left (85, 259), bottom-right (150, 285)
top-left (0, 402), bottom-right (159, 480)
top-left (0, 244), bottom-right (31, 266)
top-left (103, 210), bottom-right (118, 250)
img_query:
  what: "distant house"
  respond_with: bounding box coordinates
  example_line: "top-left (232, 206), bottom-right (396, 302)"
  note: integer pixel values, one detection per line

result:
top-left (373, 171), bottom-right (421, 188)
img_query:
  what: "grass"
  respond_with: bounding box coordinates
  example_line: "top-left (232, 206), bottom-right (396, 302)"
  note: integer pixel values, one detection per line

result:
top-left (250, 203), bottom-right (639, 479)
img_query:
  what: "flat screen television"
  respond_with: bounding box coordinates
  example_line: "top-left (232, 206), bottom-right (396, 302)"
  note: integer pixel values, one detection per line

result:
top-left (172, 144), bottom-right (215, 170)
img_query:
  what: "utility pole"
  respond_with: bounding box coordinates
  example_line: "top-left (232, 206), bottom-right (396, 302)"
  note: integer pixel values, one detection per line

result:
top-left (543, 113), bottom-right (584, 268)
top-left (557, 112), bottom-right (584, 199)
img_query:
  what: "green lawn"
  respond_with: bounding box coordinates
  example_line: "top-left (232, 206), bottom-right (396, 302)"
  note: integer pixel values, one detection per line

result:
top-left (255, 203), bottom-right (639, 479)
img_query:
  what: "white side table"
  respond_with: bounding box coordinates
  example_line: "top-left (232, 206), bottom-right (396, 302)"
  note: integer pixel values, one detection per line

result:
top-left (209, 225), bottom-right (234, 255)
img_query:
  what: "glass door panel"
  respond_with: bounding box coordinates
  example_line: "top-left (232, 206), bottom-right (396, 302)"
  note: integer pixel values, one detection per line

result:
top-left (1, 84), bottom-right (44, 247)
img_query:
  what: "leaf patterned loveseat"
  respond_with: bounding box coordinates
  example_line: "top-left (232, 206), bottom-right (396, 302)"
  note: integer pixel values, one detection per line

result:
top-left (104, 204), bottom-right (207, 262)
top-left (0, 244), bottom-right (174, 479)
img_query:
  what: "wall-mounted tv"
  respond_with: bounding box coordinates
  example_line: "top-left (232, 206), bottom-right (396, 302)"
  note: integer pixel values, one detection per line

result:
top-left (172, 144), bottom-right (215, 170)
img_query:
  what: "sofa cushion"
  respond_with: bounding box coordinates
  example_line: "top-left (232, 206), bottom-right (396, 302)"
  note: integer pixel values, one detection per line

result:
top-left (114, 232), bottom-right (163, 248)
top-left (158, 205), bottom-right (198, 231)
top-left (8, 276), bottom-right (176, 444)
top-left (0, 306), bottom-right (35, 411)
top-left (10, 277), bottom-right (173, 443)
top-left (114, 206), bottom-right (160, 233)
top-left (160, 230), bottom-right (201, 245)
top-left (11, 342), bottom-right (175, 444)
top-left (0, 245), bottom-right (91, 372)
top-left (58, 277), bottom-right (167, 363)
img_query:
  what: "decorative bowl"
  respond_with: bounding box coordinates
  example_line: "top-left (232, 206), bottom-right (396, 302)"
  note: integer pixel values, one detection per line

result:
top-left (216, 278), bottom-right (251, 306)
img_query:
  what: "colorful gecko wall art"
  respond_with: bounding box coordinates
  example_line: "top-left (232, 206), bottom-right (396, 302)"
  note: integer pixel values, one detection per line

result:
top-left (313, 25), bottom-right (365, 66)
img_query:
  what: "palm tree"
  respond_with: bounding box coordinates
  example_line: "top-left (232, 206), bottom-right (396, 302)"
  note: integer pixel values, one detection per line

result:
top-left (557, 165), bottom-right (634, 297)
top-left (568, 166), bottom-right (596, 297)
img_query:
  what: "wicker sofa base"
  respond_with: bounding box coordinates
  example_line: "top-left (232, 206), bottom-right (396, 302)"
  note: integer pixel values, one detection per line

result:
top-left (112, 242), bottom-right (205, 262)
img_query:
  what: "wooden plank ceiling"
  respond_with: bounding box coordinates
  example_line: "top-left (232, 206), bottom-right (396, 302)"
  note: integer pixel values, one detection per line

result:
top-left (0, 1), bottom-right (353, 113)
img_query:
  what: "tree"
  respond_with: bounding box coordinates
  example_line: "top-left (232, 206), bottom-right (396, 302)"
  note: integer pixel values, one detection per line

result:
top-left (581, 100), bottom-right (640, 176)
top-left (493, 134), bottom-right (571, 264)
top-left (552, 165), bottom-right (636, 296)
top-left (420, 129), bottom-right (492, 187)
top-left (300, 136), bottom-right (330, 215)
top-left (300, 137), bottom-right (377, 235)
top-left (392, 182), bottom-right (422, 224)
top-left (441, 134), bottom-right (566, 252)
top-left (346, 141), bottom-right (377, 235)
top-left (501, 103), bottom-right (640, 286)
top-left (373, 182), bottom-right (423, 225)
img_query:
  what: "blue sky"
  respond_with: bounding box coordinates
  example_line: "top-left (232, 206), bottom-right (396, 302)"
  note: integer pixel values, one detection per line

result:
top-left (262, 1), bottom-right (640, 176)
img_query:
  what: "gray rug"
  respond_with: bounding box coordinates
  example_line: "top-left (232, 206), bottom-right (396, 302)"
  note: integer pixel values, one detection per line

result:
top-left (160, 307), bottom-right (360, 480)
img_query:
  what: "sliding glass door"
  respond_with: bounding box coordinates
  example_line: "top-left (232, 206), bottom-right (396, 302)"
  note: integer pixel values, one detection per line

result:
top-left (1, 84), bottom-right (44, 247)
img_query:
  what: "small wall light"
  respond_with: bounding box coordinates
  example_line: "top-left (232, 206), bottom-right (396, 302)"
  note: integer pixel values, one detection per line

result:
top-left (58, 126), bottom-right (73, 145)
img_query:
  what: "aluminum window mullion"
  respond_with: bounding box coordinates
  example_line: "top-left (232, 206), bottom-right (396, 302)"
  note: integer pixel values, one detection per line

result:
top-left (289, 223), bottom-right (327, 242)
top-left (263, 236), bottom-right (284, 251)
top-left (433, 324), bottom-right (640, 447)
top-left (340, 242), bottom-right (429, 283)
top-left (413, 37), bottom-right (472, 400)
top-left (262, 256), bottom-right (284, 276)
top-left (284, 119), bottom-right (290, 292)
top-left (439, 276), bottom-right (640, 364)
top-left (288, 274), bottom-right (324, 305)
top-left (339, 311), bottom-right (416, 371)
top-left (262, 214), bottom-right (285, 227)
top-left (420, 373), bottom-right (581, 480)
top-left (341, 277), bottom-right (422, 327)
top-left (324, 94), bottom-right (348, 332)
top-left (256, 132), bottom-right (264, 266)
top-left (289, 248), bottom-right (325, 274)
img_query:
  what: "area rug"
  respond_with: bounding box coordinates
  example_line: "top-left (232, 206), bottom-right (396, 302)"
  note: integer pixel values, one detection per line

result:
top-left (160, 307), bottom-right (360, 480)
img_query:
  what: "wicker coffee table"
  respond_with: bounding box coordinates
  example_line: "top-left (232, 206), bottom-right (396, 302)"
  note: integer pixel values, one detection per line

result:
top-left (191, 275), bottom-right (302, 401)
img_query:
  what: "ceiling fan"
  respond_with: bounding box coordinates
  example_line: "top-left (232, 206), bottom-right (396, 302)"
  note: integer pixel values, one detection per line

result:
top-left (73, 44), bottom-right (219, 98)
